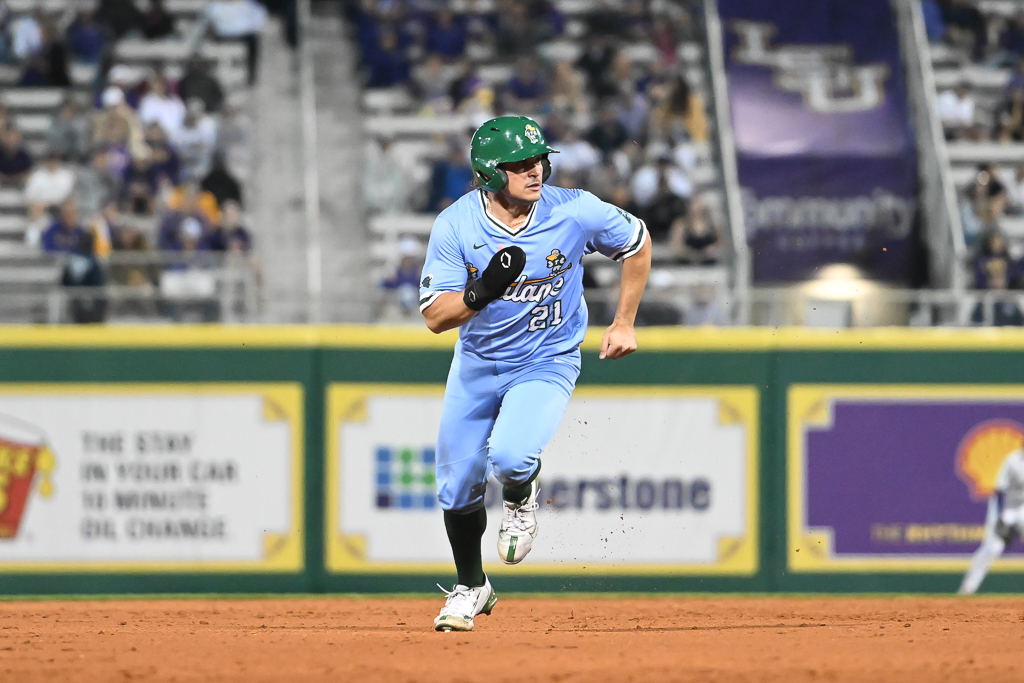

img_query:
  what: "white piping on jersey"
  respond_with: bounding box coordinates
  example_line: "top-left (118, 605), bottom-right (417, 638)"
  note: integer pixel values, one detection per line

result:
top-left (612, 216), bottom-right (649, 262)
top-left (478, 189), bottom-right (538, 238)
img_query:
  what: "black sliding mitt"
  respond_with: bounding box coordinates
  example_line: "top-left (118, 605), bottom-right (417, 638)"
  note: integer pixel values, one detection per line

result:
top-left (464, 246), bottom-right (526, 311)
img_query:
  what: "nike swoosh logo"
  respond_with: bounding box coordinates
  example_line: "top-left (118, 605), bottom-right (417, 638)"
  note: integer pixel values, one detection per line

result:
top-left (473, 243), bottom-right (486, 249)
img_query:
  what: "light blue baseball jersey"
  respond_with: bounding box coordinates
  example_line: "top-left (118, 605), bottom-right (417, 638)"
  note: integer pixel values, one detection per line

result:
top-left (419, 186), bottom-right (648, 362)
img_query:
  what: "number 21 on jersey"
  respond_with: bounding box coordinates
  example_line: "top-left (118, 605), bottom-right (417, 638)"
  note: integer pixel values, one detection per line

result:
top-left (528, 299), bottom-right (563, 331)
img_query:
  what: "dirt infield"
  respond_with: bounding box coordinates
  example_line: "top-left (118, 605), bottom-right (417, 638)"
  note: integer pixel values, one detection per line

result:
top-left (0, 595), bottom-right (1021, 682)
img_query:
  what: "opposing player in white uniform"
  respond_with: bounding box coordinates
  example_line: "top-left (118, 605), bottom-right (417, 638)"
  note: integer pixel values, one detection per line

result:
top-left (959, 449), bottom-right (1024, 594)
top-left (420, 115), bottom-right (651, 631)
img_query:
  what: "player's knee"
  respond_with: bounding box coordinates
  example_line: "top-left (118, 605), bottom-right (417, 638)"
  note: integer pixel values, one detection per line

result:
top-left (488, 444), bottom-right (535, 486)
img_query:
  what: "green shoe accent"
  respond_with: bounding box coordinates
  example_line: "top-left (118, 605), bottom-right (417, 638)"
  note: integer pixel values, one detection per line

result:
top-left (482, 590), bottom-right (498, 615)
top-left (505, 536), bottom-right (517, 563)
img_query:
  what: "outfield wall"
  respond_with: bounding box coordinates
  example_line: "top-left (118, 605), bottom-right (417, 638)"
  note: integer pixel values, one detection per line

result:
top-left (0, 325), bottom-right (1023, 594)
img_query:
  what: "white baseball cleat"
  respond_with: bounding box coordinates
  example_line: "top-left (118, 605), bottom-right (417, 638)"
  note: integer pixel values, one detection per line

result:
top-left (497, 479), bottom-right (540, 564)
top-left (433, 577), bottom-right (497, 632)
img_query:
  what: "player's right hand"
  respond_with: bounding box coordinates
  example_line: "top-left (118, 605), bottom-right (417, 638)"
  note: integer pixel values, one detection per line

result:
top-left (463, 246), bottom-right (526, 311)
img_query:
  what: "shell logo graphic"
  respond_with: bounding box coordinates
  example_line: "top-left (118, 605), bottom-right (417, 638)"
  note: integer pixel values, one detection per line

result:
top-left (0, 416), bottom-right (55, 539)
top-left (956, 419), bottom-right (1024, 501)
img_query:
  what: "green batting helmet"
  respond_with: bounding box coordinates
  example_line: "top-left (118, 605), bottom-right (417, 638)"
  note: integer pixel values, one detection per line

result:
top-left (470, 115), bottom-right (557, 193)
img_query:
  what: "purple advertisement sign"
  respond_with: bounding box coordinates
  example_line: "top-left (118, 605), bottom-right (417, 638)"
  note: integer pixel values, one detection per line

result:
top-left (795, 390), bottom-right (1024, 566)
top-left (718, 0), bottom-right (919, 284)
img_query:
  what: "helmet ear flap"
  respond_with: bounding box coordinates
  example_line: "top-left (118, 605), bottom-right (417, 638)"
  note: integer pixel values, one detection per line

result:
top-left (493, 167), bottom-right (508, 191)
top-left (541, 155), bottom-right (552, 183)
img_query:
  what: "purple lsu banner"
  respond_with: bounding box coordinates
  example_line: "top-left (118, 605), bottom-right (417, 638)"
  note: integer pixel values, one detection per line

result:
top-left (718, 0), bottom-right (919, 284)
top-left (788, 386), bottom-right (1024, 572)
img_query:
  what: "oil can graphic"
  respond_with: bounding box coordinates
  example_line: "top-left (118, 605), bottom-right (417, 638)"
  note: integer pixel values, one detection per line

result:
top-left (0, 415), bottom-right (55, 539)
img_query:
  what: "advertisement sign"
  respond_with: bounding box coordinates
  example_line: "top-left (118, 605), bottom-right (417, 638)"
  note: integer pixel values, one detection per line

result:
top-left (718, 0), bottom-right (918, 283)
top-left (326, 384), bottom-right (759, 575)
top-left (788, 385), bottom-right (1024, 572)
top-left (0, 384), bottom-right (303, 572)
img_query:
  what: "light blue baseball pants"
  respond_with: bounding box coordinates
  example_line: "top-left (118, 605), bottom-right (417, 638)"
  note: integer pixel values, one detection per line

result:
top-left (436, 340), bottom-right (581, 512)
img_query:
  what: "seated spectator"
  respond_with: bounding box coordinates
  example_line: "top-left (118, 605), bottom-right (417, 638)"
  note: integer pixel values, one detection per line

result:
top-left (163, 181), bottom-right (220, 238)
top-left (632, 154), bottom-right (692, 209)
top-left (139, 75), bottom-right (186, 140)
top-left (617, 87), bottom-right (651, 141)
top-left (46, 97), bottom-right (91, 162)
top-left (109, 204), bottom-right (159, 291)
top-left (989, 11), bottom-right (1024, 68)
top-left (448, 59), bottom-right (483, 111)
top-left (425, 11), bottom-right (466, 60)
top-left (1005, 163), bottom-right (1024, 215)
top-left (61, 231), bottom-right (108, 324)
top-left (0, 127), bottom-right (33, 186)
top-left (550, 127), bottom-right (600, 184)
top-left (144, 123), bottom-right (182, 189)
top-left (179, 58), bottom-right (225, 114)
top-left (364, 136), bottom-right (410, 214)
top-left (921, 0), bottom-right (947, 43)
top-left (650, 74), bottom-right (707, 143)
top-left (159, 195), bottom-right (211, 252)
top-left (943, 0), bottom-right (988, 59)
top-left (41, 198), bottom-right (85, 253)
top-left (192, 0), bottom-right (268, 86)
top-left (20, 19), bottom-right (70, 87)
top-left (172, 98), bottom-right (219, 180)
top-left (587, 104), bottom-right (628, 158)
top-left (548, 61), bottom-right (588, 117)
top-left (937, 82), bottom-right (975, 140)
top-left (412, 54), bottom-right (454, 114)
top-left (92, 87), bottom-right (146, 158)
top-left (143, 0), bottom-right (176, 39)
top-left (66, 10), bottom-right (105, 64)
top-left (86, 199), bottom-right (118, 259)
top-left (216, 98), bottom-right (250, 172)
top-left (95, 0), bottom-right (145, 40)
top-left (496, 0), bottom-right (557, 58)
top-left (576, 35), bottom-right (617, 100)
top-left (11, 10), bottom-right (42, 61)
top-left (673, 194), bottom-right (720, 264)
top-left (972, 231), bottom-right (1024, 325)
top-left (122, 166), bottom-right (156, 216)
top-left (652, 17), bottom-right (680, 65)
top-left (379, 237), bottom-right (424, 317)
top-left (426, 142), bottom-right (474, 212)
top-left (25, 151), bottom-right (75, 212)
top-left (502, 56), bottom-right (546, 114)
top-left (209, 199), bottom-right (252, 253)
top-left (366, 29), bottom-right (410, 89)
top-left (641, 169), bottom-right (690, 244)
top-left (74, 147), bottom-right (120, 220)
top-left (201, 153), bottom-right (243, 208)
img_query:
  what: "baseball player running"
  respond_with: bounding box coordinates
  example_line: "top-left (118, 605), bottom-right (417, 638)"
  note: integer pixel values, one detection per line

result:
top-left (420, 115), bottom-right (651, 631)
top-left (959, 448), bottom-right (1024, 594)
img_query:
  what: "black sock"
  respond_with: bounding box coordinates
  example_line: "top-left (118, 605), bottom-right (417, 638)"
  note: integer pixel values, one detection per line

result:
top-left (502, 459), bottom-right (541, 504)
top-left (443, 507), bottom-right (487, 588)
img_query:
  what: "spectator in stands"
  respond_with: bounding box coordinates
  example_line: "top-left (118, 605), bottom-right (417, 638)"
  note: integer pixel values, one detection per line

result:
top-left (47, 97), bottom-right (91, 162)
top-left (364, 135), bottom-right (410, 215)
top-left (179, 58), bottom-right (225, 114)
top-left (159, 185), bottom-right (211, 252)
top-left (576, 34), bottom-right (617, 100)
top-left (426, 141), bottom-right (474, 212)
top-left (144, 123), bottom-right (181, 189)
top-left (365, 29), bottom-right (410, 89)
top-left (379, 236), bottom-right (423, 317)
top-left (94, 0), bottom-right (145, 41)
top-left (937, 82), bottom-right (975, 140)
top-left (922, 0), bottom-right (947, 43)
top-left (41, 198), bottom-right (85, 253)
top-left (139, 74), bottom-right (186, 140)
top-left (942, 0), bottom-right (988, 60)
top-left (66, 10), bottom-right (105, 65)
top-left (192, 0), bottom-right (268, 86)
top-left (10, 10), bottom-right (42, 61)
top-left (165, 180), bottom-right (221, 230)
top-left (971, 231), bottom-right (1024, 325)
top-left (674, 194), bottom-right (720, 265)
top-left (632, 153), bottom-right (692, 210)
top-left (108, 201), bottom-right (160, 292)
top-left (172, 98), bottom-right (219, 180)
top-left (92, 86), bottom-right (146, 159)
top-left (211, 199), bottom-right (252, 253)
top-left (639, 163), bottom-right (691, 244)
top-left (652, 17), bottom-right (681, 65)
top-left (425, 10), bottom-right (466, 61)
top-left (85, 197), bottom-right (115, 259)
top-left (651, 73), bottom-right (708, 143)
top-left (502, 56), bottom-right (546, 114)
top-left (61, 230), bottom-right (108, 324)
top-left (989, 11), bottom-right (1024, 68)
top-left (496, 0), bottom-right (556, 58)
top-left (25, 151), bottom-right (74, 213)
top-left (20, 18), bottom-right (70, 87)
top-left (0, 5), bottom-right (12, 65)
top-left (448, 58), bottom-right (482, 111)
top-left (216, 97), bottom-right (250, 172)
top-left (550, 127), bottom-right (600, 185)
top-left (548, 61), bottom-right (588, 117)
top-left (74, 147), bottom-right (119, 221)
top-left (587, 104), bottom-right (628, 158)
top-left (1005, 163), bottom-right (1024, 215)
top-left (0, 126), bottom-right (32, 186)
top-left (412, 54), bottom-right (454, 114)
top-left (122, 167), bottom-right (155, 216)
top-left (201, 152), bottom-right (243, 208)
top-left (142, 0), bottom-right (176, 40)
